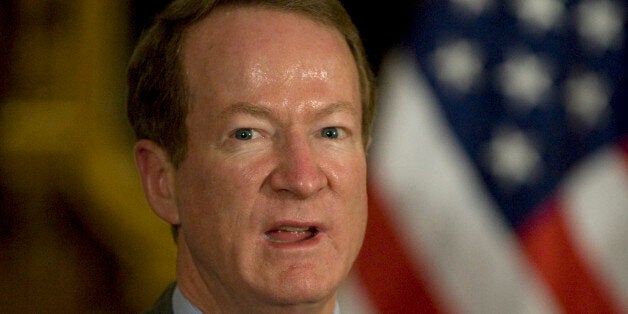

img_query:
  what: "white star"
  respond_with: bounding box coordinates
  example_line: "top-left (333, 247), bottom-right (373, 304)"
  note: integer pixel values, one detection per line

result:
top-left (512, 0), bottom-right (566, 34)
top-left (563, 71), bottom-right (611, 128)
top-left (450, 0), bottom-right (494, 16)
top-left (575, 0), bottom-right (625, 53)
top-left (484, 127), bottom-right (541, 186)
top-left (432, 39), bottom-right (485, 94)
top-left (496, 52), bottom-right (553, 109)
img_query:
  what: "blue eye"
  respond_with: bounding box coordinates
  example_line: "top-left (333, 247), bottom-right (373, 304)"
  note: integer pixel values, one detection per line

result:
top-left (321, 127), bottom-right (339, 139)
top-left (234, 128), bottom-right (253, 140)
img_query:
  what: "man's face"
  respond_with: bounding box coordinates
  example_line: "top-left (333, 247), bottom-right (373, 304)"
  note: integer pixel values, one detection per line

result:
top-left (175, 6), bottom-right (367, 309)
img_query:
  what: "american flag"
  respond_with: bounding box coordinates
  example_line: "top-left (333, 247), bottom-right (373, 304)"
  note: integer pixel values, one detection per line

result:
top-left (338, 0), bottom-right (628, 313)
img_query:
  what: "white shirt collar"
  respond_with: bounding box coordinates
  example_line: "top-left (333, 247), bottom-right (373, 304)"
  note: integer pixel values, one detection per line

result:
top-left (172, 285), bottom-right (202, 314)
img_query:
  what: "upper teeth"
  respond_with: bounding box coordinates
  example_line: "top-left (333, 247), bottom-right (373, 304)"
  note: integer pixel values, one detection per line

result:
top-left (278, 226), bottom-right (309, 232)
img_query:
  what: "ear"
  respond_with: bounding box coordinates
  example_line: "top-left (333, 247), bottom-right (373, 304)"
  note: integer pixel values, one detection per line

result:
top-left (134, 139), bottom-right (180, 225)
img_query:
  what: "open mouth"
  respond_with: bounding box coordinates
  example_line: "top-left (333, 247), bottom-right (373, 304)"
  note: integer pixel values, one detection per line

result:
top-left (263, 226), bottom-right (319, 244)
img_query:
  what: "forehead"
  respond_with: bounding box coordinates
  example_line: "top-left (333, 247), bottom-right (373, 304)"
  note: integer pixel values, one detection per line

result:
top-left (183, 6), bottom-right (344, 53)
top-left (180, 6), bottom-right (357, 93)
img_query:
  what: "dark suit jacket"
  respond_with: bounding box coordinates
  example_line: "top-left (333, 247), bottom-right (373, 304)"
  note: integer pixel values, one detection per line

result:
top-left (143, 282), bottom-right (176, 314)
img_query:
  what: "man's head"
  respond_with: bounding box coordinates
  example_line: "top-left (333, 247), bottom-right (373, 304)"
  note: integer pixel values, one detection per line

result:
top-left (127, 0), bottom-right (375, 167)
top-left (129, 0), bottom-right (373, 312)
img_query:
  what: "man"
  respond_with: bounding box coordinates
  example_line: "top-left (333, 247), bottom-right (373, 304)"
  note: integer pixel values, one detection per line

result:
top-left (127, 0), bottom-right (375, 313)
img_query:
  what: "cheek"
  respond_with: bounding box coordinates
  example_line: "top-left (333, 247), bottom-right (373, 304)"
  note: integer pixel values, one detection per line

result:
top-left (179, 150), bottom-right (263, 195)
top-left (330, 154), bottom-right (367, 197)
top-left (175, 155), bottom-right (270, 229)
top-left (330, 155), bottom-right (368, 232)
top-left (174, 160), bottom-right (265, 264)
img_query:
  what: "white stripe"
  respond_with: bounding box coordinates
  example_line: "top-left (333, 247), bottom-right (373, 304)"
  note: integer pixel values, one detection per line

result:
top-left (369, 49), bottom-right (559, 314)
top-left (562, 144), bottom-right (628, 310)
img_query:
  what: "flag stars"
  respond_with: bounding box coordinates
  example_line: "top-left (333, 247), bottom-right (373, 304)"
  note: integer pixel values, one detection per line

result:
top-left (497, 52), bottom-right (553, 109)
top-left (575, 0), bottom-right (625, 53)
top-left (563, 72), bottom-right (611, 128)
top-left (512, 0), bottom-right (566, 34)
top-left (484, 127), bottom-right (541, 186)
top-left (432, 39), bottom-right (485, 94)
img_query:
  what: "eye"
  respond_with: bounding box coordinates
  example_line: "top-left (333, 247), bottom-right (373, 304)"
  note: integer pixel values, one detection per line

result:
top-left (234, 128), bottom-right (256, 140)
top-left (321, 127), bottom-right (339, 139)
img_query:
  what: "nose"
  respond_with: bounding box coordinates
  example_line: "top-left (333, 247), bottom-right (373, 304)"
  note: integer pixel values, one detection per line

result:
top-left (266, 134), bottom-right (328, 199)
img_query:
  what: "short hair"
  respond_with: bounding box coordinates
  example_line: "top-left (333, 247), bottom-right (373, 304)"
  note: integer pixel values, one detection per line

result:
top-left (127, 0), bottom-right (375, 167)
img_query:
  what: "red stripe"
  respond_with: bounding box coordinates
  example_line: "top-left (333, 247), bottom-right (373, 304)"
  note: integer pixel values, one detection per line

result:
top-left (354, 183), bottom-right (445, 313)
top-left (519, 198), bottom-right (623, 314)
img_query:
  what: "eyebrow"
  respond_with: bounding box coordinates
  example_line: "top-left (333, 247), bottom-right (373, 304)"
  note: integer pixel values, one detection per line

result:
top-left (217, 101), bottom-right (358, 120)
top-left (315, 102), bottom-right (359, 120)
top-left (217, 102), bottom-right (273, 120)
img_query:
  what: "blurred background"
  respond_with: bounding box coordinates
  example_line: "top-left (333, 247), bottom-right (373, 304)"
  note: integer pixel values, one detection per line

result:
top-left (1, 0), bottom-right (626, 313)
top-left (0, 1), bottom-right (172, 312)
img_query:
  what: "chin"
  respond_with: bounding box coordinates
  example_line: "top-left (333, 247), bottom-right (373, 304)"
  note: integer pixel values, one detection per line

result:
top-left (256, 270), bottom-right (341, 306)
